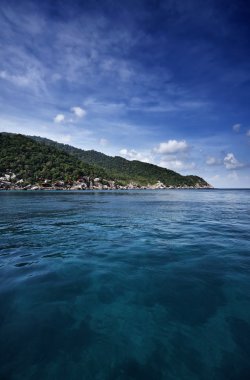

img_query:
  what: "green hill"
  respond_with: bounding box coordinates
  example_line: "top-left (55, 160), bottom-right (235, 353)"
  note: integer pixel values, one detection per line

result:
top-left (0, 133), bottom-right (211, 188)
top-left (0, 133), bottom-right (107, 184)
top-left (31, 135), bottom-right (210, 187)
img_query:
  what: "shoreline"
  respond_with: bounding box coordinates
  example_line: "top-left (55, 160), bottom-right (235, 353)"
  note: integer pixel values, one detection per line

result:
top-left (0, 174), bottom-right (213, 191)
top-left (0, 186), bottom-right (213, 191)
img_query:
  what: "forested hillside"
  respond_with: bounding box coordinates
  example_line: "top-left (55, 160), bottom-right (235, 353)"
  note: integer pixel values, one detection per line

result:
top-left (31, 135), bottom-right (210, 187)
top-left (0, 133), bottom-right (211, 188)
top-left (0, 133), bottom-right (107, 183)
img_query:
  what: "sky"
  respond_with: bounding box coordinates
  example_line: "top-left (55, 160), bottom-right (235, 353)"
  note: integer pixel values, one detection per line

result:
top-left (0, 0), bottom-right (250, 187)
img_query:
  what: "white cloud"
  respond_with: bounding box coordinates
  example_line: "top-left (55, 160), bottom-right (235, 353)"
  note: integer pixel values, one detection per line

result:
top-left (71, 106), bottom-right (86, 118)
top-left (119, 148), bottom-right (152, 163)
top-left (154, 139), bottom-right (188, 154)
top-left (54, 107), bottom-right (86, 124)
top-left (54, 114), bottom-right (65, 123)
top-left (159, 159), bottom-right (196, 171)
top-left (206, 156), bottom-right (222, 165)
top-left (246, 129), bottom-right (250, 137)
top-left (232, 123), bottom-right (241, 132)
top-left (224, 153), bottom-right (244, 170)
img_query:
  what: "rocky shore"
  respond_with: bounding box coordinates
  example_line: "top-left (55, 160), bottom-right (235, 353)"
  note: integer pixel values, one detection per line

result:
top-left (0, 173), bottom-right (213, 191)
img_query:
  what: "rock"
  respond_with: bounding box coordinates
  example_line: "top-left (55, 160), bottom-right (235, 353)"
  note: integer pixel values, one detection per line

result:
top-left (54, 181), bottom-right (65, 188)
top-left (41, 182), bottom-right (52, 188)
top-left (0, 181), bottom-right (11, 189)
top-left (70, 183), bottom-right (87, 190)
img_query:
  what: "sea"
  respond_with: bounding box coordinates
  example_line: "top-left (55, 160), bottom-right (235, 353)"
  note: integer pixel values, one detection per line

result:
top-left (0, 189), bottom-right (249, 380)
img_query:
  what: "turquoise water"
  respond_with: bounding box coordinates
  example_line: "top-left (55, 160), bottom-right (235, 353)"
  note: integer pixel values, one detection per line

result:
top-left (0, 190), bottom-right (249, 380)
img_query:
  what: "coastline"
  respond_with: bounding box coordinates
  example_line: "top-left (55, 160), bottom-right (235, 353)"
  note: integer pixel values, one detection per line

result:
top-left (0, 172), bottom-right (213, 191)
top-left (0, 184), bottom-right (213, 191)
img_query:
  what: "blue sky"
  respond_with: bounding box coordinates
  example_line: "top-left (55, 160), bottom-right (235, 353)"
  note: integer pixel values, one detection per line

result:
top-left (0, 0), bottom-right (250, 187)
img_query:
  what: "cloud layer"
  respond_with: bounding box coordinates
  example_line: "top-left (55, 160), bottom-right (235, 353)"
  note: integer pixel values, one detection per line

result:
top-left (0, 0), bottom-right (250, 187)
top-left (224, 153), bottom-right (245, 170)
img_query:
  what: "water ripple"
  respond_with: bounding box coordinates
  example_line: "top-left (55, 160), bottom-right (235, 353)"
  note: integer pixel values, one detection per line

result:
top-left (0, 190), bottom-right (250, 380)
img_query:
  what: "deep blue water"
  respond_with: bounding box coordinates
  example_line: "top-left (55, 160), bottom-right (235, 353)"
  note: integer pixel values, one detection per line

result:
top-left (0, 190), bottom-right (250, 380)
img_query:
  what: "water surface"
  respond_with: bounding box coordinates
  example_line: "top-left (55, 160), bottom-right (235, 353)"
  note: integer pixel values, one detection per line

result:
top-left (0, 190), bottom-right (249, 379)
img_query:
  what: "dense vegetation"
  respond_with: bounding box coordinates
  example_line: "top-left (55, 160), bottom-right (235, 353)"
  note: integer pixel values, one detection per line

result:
top-left (0, 133), bottom-right (107, 183)
top-left (32, 135), bottom-right (209, 187)
top-left (0, 133), bottom-right (210, 187)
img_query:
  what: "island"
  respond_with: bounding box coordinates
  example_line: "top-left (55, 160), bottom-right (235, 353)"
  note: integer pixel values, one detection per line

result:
top-left (0, 133), bottom-right (212, 190)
